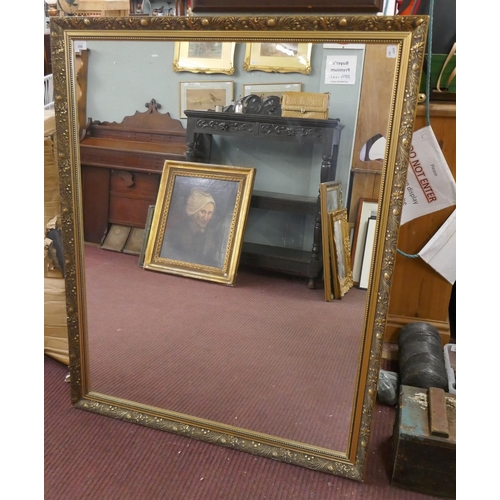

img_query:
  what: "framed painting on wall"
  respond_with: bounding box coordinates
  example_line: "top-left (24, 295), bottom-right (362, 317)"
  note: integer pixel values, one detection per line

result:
top-left (179, 81), bottom-right (234, 118)
top-left (173, 41), bottom-right (236, 75)
top-left (243, 43), bottom-right (312, 74)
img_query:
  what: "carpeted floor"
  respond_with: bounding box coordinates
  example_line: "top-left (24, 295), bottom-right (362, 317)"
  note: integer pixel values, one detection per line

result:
top-left (44, 354), bottom-right (446, 500)
top-left (83, 244), bottom-right (367, 451)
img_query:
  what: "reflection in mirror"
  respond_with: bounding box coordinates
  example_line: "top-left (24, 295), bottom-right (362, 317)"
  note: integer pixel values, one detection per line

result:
top-left (51, 15), bottom-right (428, 481)
top-left (329, 208), bottom-right (353, 298)
top-left (82, 39), bottom-right (368, 451)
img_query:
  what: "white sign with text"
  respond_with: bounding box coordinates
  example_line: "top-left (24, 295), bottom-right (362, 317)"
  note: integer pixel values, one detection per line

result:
top-left (324, 55), bottom-right (357, 85)
top-left (401, 126), bottom-right (456, 225)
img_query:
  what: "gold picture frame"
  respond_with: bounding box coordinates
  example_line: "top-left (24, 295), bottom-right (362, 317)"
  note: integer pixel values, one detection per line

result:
top-left (179, 80), bottom-right (234, 118)
top-left (143, 160), bottom-right (255, 285)
top-left (242, 82), bottom-right (302, 98)
top-left (329, 208), bottom-right (354, 299)
top-left (173, 41), bottom-right (236, 74)
top-left (243, 43), bottom-right (312, 74)
top-left (320, 181), bottom-right (343, 301)
top-left (49, 13), bottom-right (429, 481)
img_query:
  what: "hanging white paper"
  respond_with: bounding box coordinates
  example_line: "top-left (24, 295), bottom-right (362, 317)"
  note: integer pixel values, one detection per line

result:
top-left (419, 210), bottom-right (456, 284)
top-left (324, 55), bottom-right (357, 85)
top-left (401, 126), bottom-right (456, 225)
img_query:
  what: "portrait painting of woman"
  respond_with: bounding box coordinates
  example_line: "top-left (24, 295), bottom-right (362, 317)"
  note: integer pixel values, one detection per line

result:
top-left (144, 161), bottom-right (255, 285)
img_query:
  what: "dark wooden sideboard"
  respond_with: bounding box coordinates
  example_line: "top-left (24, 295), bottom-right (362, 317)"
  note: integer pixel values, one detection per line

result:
top-left (80, 100), bottom-right (187, 245)
top-left (184, 110), bottom-right (342, 287)
top-left (80, 103), bottom-right (342, 287)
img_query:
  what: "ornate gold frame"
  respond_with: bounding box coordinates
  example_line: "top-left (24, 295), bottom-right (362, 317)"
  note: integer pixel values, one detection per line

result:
top-left (190, 0), bottom-right (385, 13)
top-left (50, 14), bottom-right (428, 481)
top-left (329, 208), bottom-right (354, 298)
top-left (243, 42), bottom-right (312, 74)
top-left (143, 160), bottom-right (255, 285)
top-left (173, 41), bottom-right (236, 74)
top-left (320, 181), bottom-right (343, 301)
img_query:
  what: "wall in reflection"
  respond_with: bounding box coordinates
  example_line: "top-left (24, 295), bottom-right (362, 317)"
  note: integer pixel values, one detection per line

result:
top-left (78, 37), bottom-right (395, 453)
top-left (84, 40), bottom-right (364, 201)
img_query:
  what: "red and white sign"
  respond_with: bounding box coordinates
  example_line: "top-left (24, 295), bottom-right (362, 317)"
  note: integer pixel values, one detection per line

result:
top-left (401, 126), bottom-right (456, 225)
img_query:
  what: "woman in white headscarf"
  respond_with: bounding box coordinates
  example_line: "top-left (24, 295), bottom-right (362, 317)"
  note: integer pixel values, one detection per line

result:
top-left (161, 187), bottom-right (222, 267)
top-left (185, 188), bottom-right (216, 217)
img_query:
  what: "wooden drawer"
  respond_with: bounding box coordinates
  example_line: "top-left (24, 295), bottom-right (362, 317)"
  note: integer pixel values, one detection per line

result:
top-left (109, 170), bottom-right (160, 228)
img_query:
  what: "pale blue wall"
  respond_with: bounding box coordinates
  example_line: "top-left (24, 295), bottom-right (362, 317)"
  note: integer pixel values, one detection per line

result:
top-left (83, 39), bottom-right (365, 250)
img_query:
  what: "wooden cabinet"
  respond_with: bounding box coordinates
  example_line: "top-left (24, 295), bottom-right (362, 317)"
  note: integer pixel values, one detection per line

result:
top-left (384, 102), bottom-right (456, 344)
top-left (80, 100), bottom-right (187, 244)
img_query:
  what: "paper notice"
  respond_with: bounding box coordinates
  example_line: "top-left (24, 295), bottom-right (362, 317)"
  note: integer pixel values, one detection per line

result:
top-left (418, 210), bottom-right (456, 284)
top-left (401, 126), bottom-right (456, 225)
top-left (324, 55), bottom-right (357, 85)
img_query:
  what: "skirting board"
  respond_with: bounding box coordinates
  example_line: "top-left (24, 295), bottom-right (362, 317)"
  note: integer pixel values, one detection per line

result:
top-left (384, 313), bottom-right (451, 345)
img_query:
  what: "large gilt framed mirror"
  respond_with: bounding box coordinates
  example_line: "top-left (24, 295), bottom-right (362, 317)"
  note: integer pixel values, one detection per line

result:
top-left (51, 14), bottom-right (428, 481)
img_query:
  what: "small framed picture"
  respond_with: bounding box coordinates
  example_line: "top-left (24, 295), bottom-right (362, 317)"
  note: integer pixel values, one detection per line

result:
top-left (320, 181), bottom-right (343, 301)
top-left (358, 215), bottom-right (377, 290)
top-left (329, 208), bottom-right (353, 298)
top-left (243, 43), bottom-right (312, 74)
top-left (179, 81), bottom-right (234, 118)
top-left (242, 82), bottom-right (302, 99)
top-left (143, 160), bottom-right (255, 285)
top-left (173, 41), bottom-right (236, 74)
top-left (129, 1), bottom-right (142, 14)
top-left (351, 198), bottom-right (378, 285)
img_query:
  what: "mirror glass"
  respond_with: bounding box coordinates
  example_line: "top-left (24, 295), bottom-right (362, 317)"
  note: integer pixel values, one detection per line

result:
top-left (51, 15), bottom-right (428, 480)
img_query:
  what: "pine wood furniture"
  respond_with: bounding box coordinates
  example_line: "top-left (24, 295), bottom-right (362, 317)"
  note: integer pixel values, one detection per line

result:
top-left (384, 103), bottom-right (456, 344)
top-left (348, 89), bottom-right (456, 345)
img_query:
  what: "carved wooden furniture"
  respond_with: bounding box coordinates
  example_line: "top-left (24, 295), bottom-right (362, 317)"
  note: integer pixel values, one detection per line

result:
top-left (184, 109), bottom-right (342, 286)
top-left (80, 100), bottom-right (187, 245)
